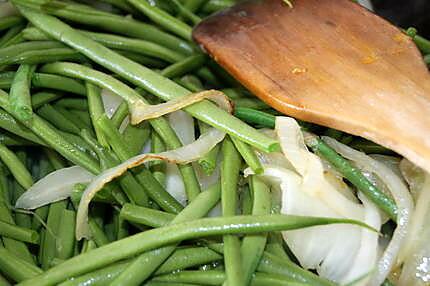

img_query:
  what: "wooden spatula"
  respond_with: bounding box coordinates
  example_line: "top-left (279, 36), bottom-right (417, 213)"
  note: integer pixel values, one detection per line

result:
top-left (193, 0), bottom-right (430, 172)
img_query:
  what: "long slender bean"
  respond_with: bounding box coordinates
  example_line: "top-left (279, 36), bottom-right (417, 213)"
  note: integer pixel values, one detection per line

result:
top-left (240, 177), bottom-right (271, 285)
top-left (85, 83), bottom-right (108, 147)
top-left (0, 247), bottom-right (43, 283)
top-left (221, 137), bottom-right (244, 286)
top-left (231, 137), bottom-right (263, 174)
top-left (306, 136), bottom-right (398, 221)
top-left (55, 209), bottom-right (76, 260)
top-left (197, 121), bottom-right (220, 175)
top-left (0, 220), bottom-right (39, 244)
top-left (127, 0), bottom-right (193, 40)
top-left (0, 143), bottom-right (33, 189)
top-left (37, 104), bottom-right (81, 134)
top-left (32, 92), bottom-right (63, 109)
top-left (0, 23), bottom-right (25, 48)
top-left (16, 8), bottom-right (279, 152)
top-left (160, 54), bottom-right (207, 78)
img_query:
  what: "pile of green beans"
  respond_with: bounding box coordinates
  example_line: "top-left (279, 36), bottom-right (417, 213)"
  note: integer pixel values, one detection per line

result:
top-left (0, 1), bottom-right (426, 286)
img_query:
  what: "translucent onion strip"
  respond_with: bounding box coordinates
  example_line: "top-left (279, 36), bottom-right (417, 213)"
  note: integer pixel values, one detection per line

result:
top-left (76, 128), bottom-right (226, 239)
top-left (132, 90), bottom-right (232, 123)
top-left (15, 166), bottom-right (95, 209)
top-left (324, 137), bottom-right (414, 286)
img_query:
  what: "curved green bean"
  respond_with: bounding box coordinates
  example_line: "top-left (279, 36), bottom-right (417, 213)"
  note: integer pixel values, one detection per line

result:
top-left (9, 64), bottom-right (35, 122)
top-left (0, 143), bottom-right (33, 189)
top-left (231, 136), bottom-right (263, 174)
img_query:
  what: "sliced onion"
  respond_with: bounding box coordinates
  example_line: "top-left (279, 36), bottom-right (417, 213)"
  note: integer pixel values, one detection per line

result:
top-left (399, 174), bottom-right (430, 285)
top-left (130, 90), bottom-right (232, 124)
top-left (323, 137), bottom-right (414, 286)
top-left (76, 128), bottom-right (225, 239)
top-left (101, 89), bottom-right (123, 118)
top-left (15, 166), bottom-right (95, 210)
top-left (165, 163), bottom-right (187, 206)
top-left (168, 110), bottom-right (195, 145)
top-left (400, 158), bottom-right (425, 202)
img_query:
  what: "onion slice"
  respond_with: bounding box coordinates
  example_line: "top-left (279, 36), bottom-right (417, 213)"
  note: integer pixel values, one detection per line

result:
top-left (76, 128), bottom-right (225, 239)
top-left (130, 90), bottom-right (232, 124)
top-left (15, 166), bottom-right (95, 210)
top-left (324, 137), bottom-right (414, 286)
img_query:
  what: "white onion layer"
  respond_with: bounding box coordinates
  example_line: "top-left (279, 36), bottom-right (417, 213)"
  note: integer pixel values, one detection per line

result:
top-left (15, 166), bottom-right (95, 210)
top-left (76, 128), bottom-right (225, 239)
top-left (324, 137), bottom-right (414, 286)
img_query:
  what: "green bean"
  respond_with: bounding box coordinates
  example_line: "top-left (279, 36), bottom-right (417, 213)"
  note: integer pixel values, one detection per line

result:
top-left (56, 107), bottom-right (91, 131)
top-left (122, 122), bottom-right (151, 156)
top-left (0, 132), bottom-right (35, 146)
top-left (0, 109), bottom-right (46, 145)
top-left (41, 200), bottom-right (68, 270)
top-left (55, 98), bottom-right (88, 111)
top-left (98, 0), bottom-right (135, 13)
top-left (127, 0), bottom-right (193, 41)
top-left (9, 64), bottom-right (35, 122)
top-left (240, 177), bottom-right (271, 285)
top-left (150, 130), bottom-right (166, 185)
top-left (0, 16), bottom-right (24, 31)
top-left (0, 220), bottom-right (39, 244)
top-left (1, 48), bottom-right (86, 67)
top-left (0, 214), bottom-right (373, 285)
top-left (31, 157), bottom-right (52, 231)
top-left (221, 137), bottom-right (244, 286)
top-left (234, 107), bottom-right (276, 129)
top-left (0, 247), bottom-right (43, 283)
top-left (406, 27), bottom-right (430, 54)
top-left (234, 98), bottom-right (270, 110)
top-left (222, 88), bottom-right (245, 100)
top-left (160, 54), bottom-right (207, 78)
top-left (13, 0), bottom-right (194, 54)
top-left (69, 109), bottom-right (92, 127)
top-left (152, 270), bottom-right (303, 286)
top-left (231, 137), bottom-right (263, 174)
top-left (155, 246), bottom-right (222, 275)
top-left (12, 182), bottom-right (32, 229)
top-left (111, 182), bottom-right (221, 285)
top-left (195, 66), bottom-right (222, 86)
top-left (0, 41), bottom-right (65, 63)
top-left (32, 92), bottom-right (63, 109)
top-left (0, 23), bottom-right (25, 48)
top-left (201, 0), bottom-right (235, 13)
top-left (88, 218), bottom-right (109, 247)
top-left (0, 90), bottom-right (99, 174)
top-left (85, 83), bottom-right (108, 147)
top-left (306, 137), bottom-right (398, 221)
top-left (197, 121), bottom-right (220, 176)
top-left (257, 252), bottom-right (335, 286)
top-left (55, 209), bottom-right (76, 260)
top-left (171, 0), bottom-right (202, 25)
top-left (116, 50), bottom-right (167, 68)
top-left (37, 104), bottom-right (81, 134)
top-left (80, 240), bottom-right (97, 254)
top-left (111, 101), bottom-right (128, 129)
top-left (0, 143), bottom-right (33, 189)
top-left (175, 74), bottom-right (204, 92)
top-left (18, 9), bottom-right (278, 153)
top-left (118, 204), bottom-right (174, 228)
top-left (349, 138), bottom-right (395, 155)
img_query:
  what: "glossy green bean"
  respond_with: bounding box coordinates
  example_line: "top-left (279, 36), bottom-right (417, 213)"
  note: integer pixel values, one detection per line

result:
top-left (234, 107), bottom-right (276, 129)
top-left (13, 0), bottom-right (194, 54)
top-left (221, 137), bottom-right (244, 286)
top-left (0, 41), bottom-right (65, 62)
top-left (121, 121), bottom-right (151, 156)
top-left (37, 104), bottom-right (81, 134)
top-left (197, 121), bottom-right (220, 175)
top-left (0, 132), bottom-right (35, 146)
top-left (85, 83), bottom-right (108, 147)
top-left (55, 209), bottom-right (76, 260)
top-left (18, 8), bottom-right (278, 152)
top-left (1, 48), bottom-right (86, 66)
top-left (127, 0), bottom-right (193, 40)
top-left (231, 137), bottom-right (263, 174)
top-left (0, 143), bottom-right (33, 189)
top-left (152, 270), bottom-right (303, 286)
top-left (32, 92), bottom-right (63, 109)
top-left (41, 200), bottom-right (68, 270)
top-left (0, 220), bottom-right (39, 244)
top-left (306, 137), bottom-right (398, 221)
top-left (240, 177), bottom-right (271, 285)
top-left (55, 98), bottom-right (88, 111)
top-left (0, 247), bottom-right (43, 283)
top-left (160, 54), bottom-right (207, 78)
top-left (172, 0), bottom-right (202, 25)
top-left (110, 101), bottom-right (128, 128)
top-left (9, 64), bottom-right (35, 122)
top-left (0, 23), bottom-right (25, 48)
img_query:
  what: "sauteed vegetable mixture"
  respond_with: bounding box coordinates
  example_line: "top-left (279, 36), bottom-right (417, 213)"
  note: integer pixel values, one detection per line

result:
top-left (0, 1), bottom-right (429, 285)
